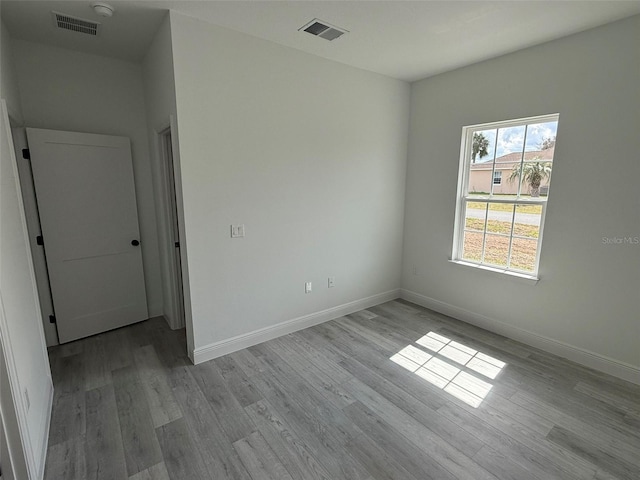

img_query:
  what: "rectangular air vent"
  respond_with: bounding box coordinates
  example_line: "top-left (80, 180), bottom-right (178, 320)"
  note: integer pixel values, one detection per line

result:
top-left (52, 11), bottom-right (100, 36)
top-left (299, 19), bottom-right (347, 41)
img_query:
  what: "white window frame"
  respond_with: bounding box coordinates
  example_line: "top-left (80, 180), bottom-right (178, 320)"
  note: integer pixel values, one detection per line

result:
top-left (492, 171), bottom-right (502, 185)
top-left (451, 113), bottom-right (559, 279)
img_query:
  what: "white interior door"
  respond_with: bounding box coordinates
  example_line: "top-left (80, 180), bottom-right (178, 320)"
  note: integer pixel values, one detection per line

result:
top-left (27, 128), bottom-right (148, 343)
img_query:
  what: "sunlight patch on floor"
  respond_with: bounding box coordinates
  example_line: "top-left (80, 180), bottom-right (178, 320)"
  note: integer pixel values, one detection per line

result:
top-left (390, 332), bottom-right (506, 408)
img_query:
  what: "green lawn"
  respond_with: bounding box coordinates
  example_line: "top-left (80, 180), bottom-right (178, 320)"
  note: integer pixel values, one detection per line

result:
top-left (465, 218), bottom-right (539, 238)
top-left (467, 201), bottom-right (542, 215)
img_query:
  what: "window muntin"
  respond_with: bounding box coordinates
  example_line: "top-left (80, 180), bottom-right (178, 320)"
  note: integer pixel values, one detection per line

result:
top-left (453, 114), bottom-right (558, 276)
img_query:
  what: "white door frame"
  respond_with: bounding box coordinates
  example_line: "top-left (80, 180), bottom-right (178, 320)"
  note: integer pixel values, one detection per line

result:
top-left (151, 116), bottom-right (194, 355)
top-left (158, 126), bottom-right (184, 330)
top-left (11, 128), bottom-right (58, 347)
top-left (0, 100), bottom-right (52, 479)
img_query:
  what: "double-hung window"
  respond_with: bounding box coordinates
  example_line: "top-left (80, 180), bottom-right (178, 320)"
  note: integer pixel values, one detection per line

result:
top-left (452, 114), bottom-right (559, 277)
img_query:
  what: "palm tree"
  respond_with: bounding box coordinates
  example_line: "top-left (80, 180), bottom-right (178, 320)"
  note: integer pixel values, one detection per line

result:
top-left (509, 157), bottom-right (552, 197)
top-left (472, 133), bottom-right (489, 163)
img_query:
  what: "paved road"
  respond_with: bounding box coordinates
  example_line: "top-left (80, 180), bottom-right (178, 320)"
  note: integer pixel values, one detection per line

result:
top-left (466, 208), bottom-right (540, 225)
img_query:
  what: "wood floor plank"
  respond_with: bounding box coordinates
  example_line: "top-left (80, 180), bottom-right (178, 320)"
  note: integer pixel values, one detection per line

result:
top-left (214, 354), bottom-right (264, 407)
top-left (227, 347), bottom-right (271, 378)
top-left (250, 343), bottom-right (365, 448)
top-left (342, 377), bottom-right (499, 480)
top-left (285, 332), bottom-right (353, 383)
top-left (267, 336), bottom-right (356, 409)
top-left (103, 328), bottom-right (134, 371)
top-left (132, 345), bottom-right (182, 428)
top-left (337, 314), bottom-right (406, 351)
top-left (343, 401), bottom-right (458, 480)
top-left (473, 444), bottom-right (539, 480)
top-left (345, 432), bottom-right (422, 480)
top-left (155, 418), bottom-right (209, 480)
top-left (338, 355), bottom-right (484, 457)
top-left (47, 389), bottom-right (85, 447)
top-left (43, 306), bottom-right (640, 480)
top-left (546, 425), bottom-right (640, 480)
top-left (84, 384), bottom-right (127, 480)
top-left (245, 399), bottom-right (333, 480)
top-left (128, 462), bottom-right (170, 480)
top-left (168, 364), bottom-right (253, 480)
top-left (437, 401), bottom-right (594, 479)
top-left (43, 436), bottom-right (86, 480)
top-left (233, 430), bottom-right (294, 480)
top-left (512, 390), bottom-right (640, 463)
top-left (189, 360), bottom-right (256, 443)
top-left (574, 381), bottom-right (640, 417)
top-left (112, 365), bottom-right (163, 476)
top-left (83, 334), bottom-right (112, 391)
top-left (481, 391), bottom-right (554, 436)
top-left (250, 367), bottom-right (371, 480)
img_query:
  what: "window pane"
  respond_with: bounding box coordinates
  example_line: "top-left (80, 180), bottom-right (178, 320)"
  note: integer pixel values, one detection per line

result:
top-left (524, 121), bottom-right (558, 152)
top-left (468, 163), bottom-right (493, 196)
top-left (468, 129), bottom-right (496, 197)
top-left (465, 201), bottom-right (486, 232)
top-left (510, 237), bottom-right (538, 272)
top-left (496, 125), bottom-right (526, 158)
top-left (486, 204), bottom-right (514, 235)
top-left (514, 204), bottom-right (542, 239)
top-left (484, 234), bottom-right (509, 267)
top-left (470, 129), bottom-right (497, 163)
top-left (462, 231), bottom-right (483, 262)
top-left (493, 125), bottom-right (525, 195)
top-left (521, 121), bottom-right (557, 198)
top-left (519, 159), bottom-right (553, 198)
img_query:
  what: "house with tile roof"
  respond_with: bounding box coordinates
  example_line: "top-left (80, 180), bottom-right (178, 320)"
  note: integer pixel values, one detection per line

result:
top-left (469, 147), bottom-right (554, 195)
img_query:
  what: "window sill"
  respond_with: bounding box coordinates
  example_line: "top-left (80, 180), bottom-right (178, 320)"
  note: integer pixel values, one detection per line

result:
top-left (449, 260), bottom-right (539, 284)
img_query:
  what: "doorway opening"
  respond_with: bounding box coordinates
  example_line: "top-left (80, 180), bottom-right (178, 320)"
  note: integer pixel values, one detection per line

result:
top-left (159, 128), bottom-right (185, 329)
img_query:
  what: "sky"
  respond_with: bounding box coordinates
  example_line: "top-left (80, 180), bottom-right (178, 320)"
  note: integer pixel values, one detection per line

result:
top-left (475, 121), bottom-right (558, 162)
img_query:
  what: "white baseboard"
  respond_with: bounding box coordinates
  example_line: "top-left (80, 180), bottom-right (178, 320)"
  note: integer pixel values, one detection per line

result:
top-left (192, 289), bottom-right (401, 364)
top-left (36, 378), bottom-right (54, 479)
top-left (400, 289), bottom-right (640, 385)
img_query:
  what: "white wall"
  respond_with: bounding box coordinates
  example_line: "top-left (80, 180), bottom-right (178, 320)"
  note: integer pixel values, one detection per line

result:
top-left (0, 20), bottom-right (22, 124)
top-left (11, 40), bottom-right (163, 322)
top-left (169, 12), bottom-right (410, 357)
top-left (402, 16), bottom-right (640, 378)
top-left (141, 13), bottom-right (185, 332)
top-left (1, 21), bottom-right (52, 477)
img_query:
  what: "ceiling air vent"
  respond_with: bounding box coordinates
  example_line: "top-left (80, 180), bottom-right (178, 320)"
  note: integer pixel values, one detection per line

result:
top-left (52, 11), bottom-right (100, 36)
top-left (299, 19), bottom-right (347, 41)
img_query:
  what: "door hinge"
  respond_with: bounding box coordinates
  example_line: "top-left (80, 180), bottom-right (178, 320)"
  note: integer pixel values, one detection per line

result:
top-left (22, 148), bottom-right (31, 159)
top-left (49, 315), bottom-right (56, 324)
top-left (36, 235), bottom-right (44, 246)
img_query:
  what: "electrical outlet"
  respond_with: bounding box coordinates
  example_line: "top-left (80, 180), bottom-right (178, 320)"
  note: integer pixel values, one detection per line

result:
top-left (328, 276), bottom-right (335, 288)
top-left (305, 281), bottom-right (312, 293)
top-left (413, 265), bottom-right (419, 276)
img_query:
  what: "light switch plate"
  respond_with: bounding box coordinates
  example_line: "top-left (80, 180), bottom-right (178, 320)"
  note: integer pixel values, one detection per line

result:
top-left (231, 224), bottom-right (245, 238)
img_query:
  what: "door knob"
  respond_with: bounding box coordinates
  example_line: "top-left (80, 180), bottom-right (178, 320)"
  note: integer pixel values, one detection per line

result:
top-left (131, 239), bottom-right (140, 246)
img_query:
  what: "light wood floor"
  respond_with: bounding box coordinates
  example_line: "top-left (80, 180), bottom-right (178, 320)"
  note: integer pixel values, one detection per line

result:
top-left (44, 300), bottom-right (640, 480)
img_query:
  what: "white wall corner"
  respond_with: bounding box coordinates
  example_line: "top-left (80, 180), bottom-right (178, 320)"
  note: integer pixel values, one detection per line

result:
top-left (399, 289), bottom-right (640, 385)
top-left (192, 289), bottom-right (401, 364)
